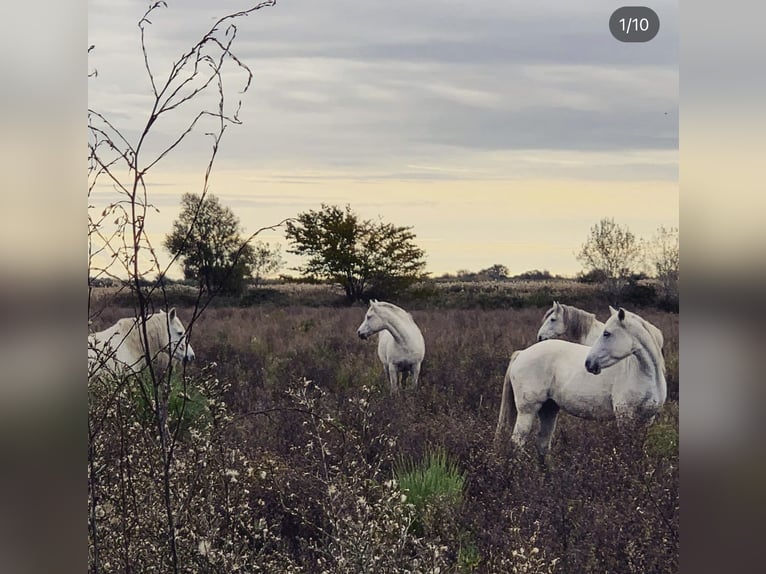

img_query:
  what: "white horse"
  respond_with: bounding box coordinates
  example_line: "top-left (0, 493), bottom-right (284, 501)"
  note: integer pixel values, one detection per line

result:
top-left (88, 309), bottom-right (195, 380)
top-left (537, 301), bottom-right (605, 345)
top-left (356, 300), bottom-right (425, 394)
top-left (495, 307), bottom-right (666, 455)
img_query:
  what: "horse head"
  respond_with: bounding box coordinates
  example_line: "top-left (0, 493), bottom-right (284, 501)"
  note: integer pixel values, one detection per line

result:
top-left (537, 301), bottom-right (566, 342)
top-left (585, 307), bottom-right (634, 374)
top-left (166, 308), bottom-right (195, 363)
top-left (356, 300), bottom-right (384, 340)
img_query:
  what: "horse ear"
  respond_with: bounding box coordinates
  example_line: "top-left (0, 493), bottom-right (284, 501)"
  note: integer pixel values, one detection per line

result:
top-left (609, 306), bottom-right (618, 316)
top-left (618, 308), bottom-right (625, 321)
top-left (554, 301), bottom-right (562, 311)
top-left (169, 308), bottom-right (176, 320)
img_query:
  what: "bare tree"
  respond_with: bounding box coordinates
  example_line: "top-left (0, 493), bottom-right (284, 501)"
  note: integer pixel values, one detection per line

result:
top-left (645, 225), bottom-right (679, 306)
top-left (88, 3), bottom-right (277, 572)
top-left (250, 241), bottom-right (284, 287)
top-left (576, 218), bottom-right (642, 298)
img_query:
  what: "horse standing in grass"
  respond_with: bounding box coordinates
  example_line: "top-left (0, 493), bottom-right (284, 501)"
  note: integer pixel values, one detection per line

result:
top-left (495, 302), bottom-right (605, 443)
top-left (536, 301), bottom-right (605, 345)
top-left (88, 309), bottom-right (195, 380)
top-left (356, 300), bottom-right (425, 394)
top-left (495, 307), bottom-right (666, 456)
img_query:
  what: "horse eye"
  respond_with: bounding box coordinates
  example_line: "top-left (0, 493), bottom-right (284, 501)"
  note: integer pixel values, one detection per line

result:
top-left (550, 318), bottom-right (556, 322)
top-left (603, 331), bottom-right (611, 338)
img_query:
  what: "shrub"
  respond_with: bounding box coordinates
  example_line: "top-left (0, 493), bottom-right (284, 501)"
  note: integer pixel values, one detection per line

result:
top-left (395, 447), bottom-right (465, 534)
top-left (644, 423), bottom-right (678, 458)
top-left (620, 280), bottom-right (657, 307)
top-left (131, 371), bottom-right (210, 437)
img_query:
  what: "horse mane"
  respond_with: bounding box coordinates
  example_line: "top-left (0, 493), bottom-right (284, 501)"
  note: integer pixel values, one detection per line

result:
top-left (633, 314), bottom-right (666, 375)
top-left (372, 301), bottom-right (414, 321)
top-left (625, 312), bottom-right (666, 376)
top-left (562, 304), bottom-right (595, 343)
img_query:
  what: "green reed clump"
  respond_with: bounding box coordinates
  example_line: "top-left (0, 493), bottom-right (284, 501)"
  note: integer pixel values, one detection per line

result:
top-left (132, 371), bottom-right (210, 436)
top-left (395, 446), bottom-right (465, 534)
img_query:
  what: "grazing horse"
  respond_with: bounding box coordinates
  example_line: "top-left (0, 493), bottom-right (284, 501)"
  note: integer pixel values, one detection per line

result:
top-left (356, 300), bottom-right (425, 394)
top-left (88, 309), bottom-right (195, 380)
top-left (495, 307), bottom-right (665, 456)
top-left (537, 301), bottom-right (605, 345)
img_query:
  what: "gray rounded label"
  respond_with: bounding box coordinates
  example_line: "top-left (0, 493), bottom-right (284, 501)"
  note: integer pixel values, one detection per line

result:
top-left (609, 6), bottom-right (660, 43)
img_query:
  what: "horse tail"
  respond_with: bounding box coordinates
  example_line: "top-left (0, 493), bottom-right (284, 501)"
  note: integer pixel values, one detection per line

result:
top-left (494, 350), bottom-right (520, 448)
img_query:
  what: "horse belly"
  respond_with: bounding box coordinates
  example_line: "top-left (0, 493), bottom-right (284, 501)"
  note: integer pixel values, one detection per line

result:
top-left (553, 374), bottom-right (615, 420)
top-left (377, 331), bottom-right (422, 370)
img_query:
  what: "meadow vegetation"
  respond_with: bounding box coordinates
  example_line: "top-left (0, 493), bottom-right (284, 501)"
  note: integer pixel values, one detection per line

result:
top-left (88, 4), bottom-right (678, 569)
top-left (88, 291), bottom-right (678, 573)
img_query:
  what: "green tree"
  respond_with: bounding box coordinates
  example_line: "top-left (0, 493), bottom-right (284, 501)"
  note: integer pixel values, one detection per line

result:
top-left (164, 193), bottom-right (280, 295)
top-left (478, 264), bottom-right (509, 281)
top-left (285, 204), bottom-right (427, 302)
top-left (576, 217), bottom-right (642, 298)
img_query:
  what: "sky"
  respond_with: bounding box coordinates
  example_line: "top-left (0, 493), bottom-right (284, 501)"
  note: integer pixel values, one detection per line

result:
top-left (88, 0), bottom-right (678, 278)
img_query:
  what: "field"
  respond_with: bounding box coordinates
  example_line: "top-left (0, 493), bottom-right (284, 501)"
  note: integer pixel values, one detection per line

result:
top-left (88, 288), bottom-right (679, 573)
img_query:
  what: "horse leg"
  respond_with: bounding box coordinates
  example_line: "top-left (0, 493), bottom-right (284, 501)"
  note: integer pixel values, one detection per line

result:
top-left (536, 399), bottom-right (560, 457)
top-left (411, 362), bottom-right (421, 390)
top-left (511, 409), bottom-right (537, 450)
top-left (387, 362), bottom-right (400, 394)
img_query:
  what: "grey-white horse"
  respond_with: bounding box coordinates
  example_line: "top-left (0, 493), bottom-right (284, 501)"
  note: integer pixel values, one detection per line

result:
top-left (356, 300), bottom-right (425, 394)
top-left (537, 301), bottom-right (605, 345)
top-left (495, 307), bottom-right (666, 456)
top-left (88, 309), bottom-right (195, 380)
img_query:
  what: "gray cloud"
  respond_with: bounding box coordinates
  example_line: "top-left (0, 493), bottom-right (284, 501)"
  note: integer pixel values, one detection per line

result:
top-left (89, 0), bottom-right (678, 169)
top-left (88, 0), bottom-right (678, 275)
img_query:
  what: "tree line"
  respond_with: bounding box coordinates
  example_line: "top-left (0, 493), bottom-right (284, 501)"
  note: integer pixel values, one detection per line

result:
top-left (163, 193), bottom-right (677, 306)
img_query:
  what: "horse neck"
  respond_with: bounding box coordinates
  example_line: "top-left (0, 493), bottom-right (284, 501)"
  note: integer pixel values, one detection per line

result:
top-left (564, 306), bottom-right (597, 345)
top-left (378, 307), bottom-right (412, 345)
top-left (128, 314), bottom-right (165, 357)
top-left (629, 322), bottom-right (666, 400)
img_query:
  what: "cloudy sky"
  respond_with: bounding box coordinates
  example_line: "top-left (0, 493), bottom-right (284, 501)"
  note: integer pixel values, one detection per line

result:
top-left (88, 0), bottom-right (678, 277)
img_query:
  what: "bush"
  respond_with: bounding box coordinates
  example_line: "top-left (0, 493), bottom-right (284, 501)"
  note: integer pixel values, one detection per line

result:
top-left (620, 280), bottom-right (657, 307)
top-left (131, 371), bottom-right (210, 438)
top-left (395, 447), bottom-right (465, 534)
top-left (644, 423), bottom-right (678, 459)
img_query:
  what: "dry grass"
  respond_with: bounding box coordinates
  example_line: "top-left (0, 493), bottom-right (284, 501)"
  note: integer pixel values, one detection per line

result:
top-left (89, 300), bottom-right (678, 572)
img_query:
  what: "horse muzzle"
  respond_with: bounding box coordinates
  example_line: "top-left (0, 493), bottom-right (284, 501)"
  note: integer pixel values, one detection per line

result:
top-left (585, 358), bottom-right (601, 375)
top-left (357, 331), bottom-right (368, 340)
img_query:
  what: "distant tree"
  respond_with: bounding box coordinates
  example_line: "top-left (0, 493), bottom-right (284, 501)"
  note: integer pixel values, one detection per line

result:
top-left (514, 269), bottom-right (553, 281)
top-left (285, 204), bottom-right (427, 302)
top-left (479, 264), bottom-right (509, 281)
top-left (645, 225), bottom-right (679, 305)
top-left (576, 218), bottom-right (642, 298)
top-left (250, 241), bottom-right (284, 287)
top-left (164, 193), bottom-right (280, 295)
